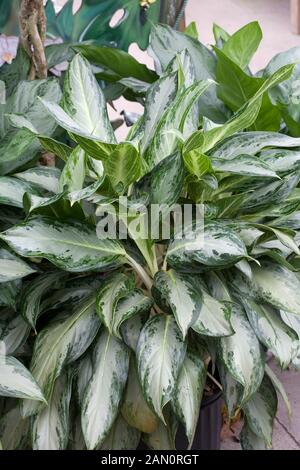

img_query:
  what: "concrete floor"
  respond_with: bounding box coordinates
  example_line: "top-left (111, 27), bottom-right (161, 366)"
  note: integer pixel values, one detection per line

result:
top-left (221, 359), bottom-right (300, 450)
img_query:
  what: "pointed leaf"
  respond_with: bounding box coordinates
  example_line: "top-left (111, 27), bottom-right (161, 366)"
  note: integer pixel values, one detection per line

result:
top-left (192, 289), bottom-right (234, 337)
top-left (137, 315), bottom-right (186, 422)
top-left (22, 296), bottom-right (100, 417)
top-left (121, 359), bottom-right (158, 434)
top-left (81, 331), bottom-right (130, 450)
top-left (219, 304), bottom-right (265, 402)
top-left (31, 368), bottom-right (73, 450)
top-left (20, 272), bottom-right (66, 330)
top-left (242, 299), bottom-right (298, 368)
top-left (1, 216), bottom-right (126, 273)
top-left (0, 355), bottom-right (45, 401)
top-left (152, 270), bottom-right (202, 338)
top-left (172, 347), bottom-right (206, 446)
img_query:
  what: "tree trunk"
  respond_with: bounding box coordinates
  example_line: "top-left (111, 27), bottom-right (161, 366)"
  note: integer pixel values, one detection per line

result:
top-left (19, 0), bottom-right (47, 79)
top-left (159, 0), bottom-right (187, 29)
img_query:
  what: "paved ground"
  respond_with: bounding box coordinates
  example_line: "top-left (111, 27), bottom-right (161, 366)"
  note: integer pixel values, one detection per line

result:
top-left (221, 359), bottom-right (300, 450)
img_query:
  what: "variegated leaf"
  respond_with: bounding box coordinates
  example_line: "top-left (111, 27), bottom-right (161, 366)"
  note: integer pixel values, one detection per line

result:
top-left (81, 331), bottom-right (130, 450)
top-left (146, 80), bottom-right (213, 168)
top-left (120, 312), bottom-right (148, 351)
top-left (172, 347), bottom-right (206, 446)
top-left (141, 72), bottom-right (178, 153)
top-left (166, 222), bottom-right (248, 270)
top-left (100, 414), bottom-right (140, 450)
top-left (31, 368), bottom-right (74, 450)
top-left (0, 355), bottom-right (45, 401)
top-left (212, 154), bottom-right (278, 178)
top-left (0, 406), bottom-right (29, 450)
top-left (0, 177), bottom-right (40, 208)
top-left (213, 131), bottom-right (300, 160)
top-left (252, 262), bottom-right (300, 315)
top-left (142, 407), bottom-right (178, 450)
top-left (137, 315), bottom-right (186, 422)
top-left (22, 296), bottom-right (100, 417)
top-left (265, 364), bottom-right (292, 417)
top-left (15, 167), bottom-right (61, 193)
top-left (1, 216), bottom-right (126, 273)
top-left (152, 270), bottom-right (202, 338)
top-left (192, 288), bottom-right (234, 337)
top-left (96, 272), bottom-right (135, 336)
top-left (240, 420), bottom-right (267, 450)
top-left (63, 54), bottom-right (115, 142)
top-left (59, 146), bottom-right (86, 193)
top-left (76, 353), bottom-right (93, 406)
top-left (242, 299), bottom-right (298, 368)
top-left (121, 358), bottom-right (158, 434)
top-left (218, 360), bottom-right (243, 418)
top-left (242, 375), bottom-right (277, 447)
top-left (219, 304), bottom-right (265, 402)
top-left (0, 312), bottom-right (30, 355)
top-left (113, 290), bottom-right (153, 340)
top-left (20, 272), bottom-right (66, 330)
top-left (0, 247), bottom-right (35, 282)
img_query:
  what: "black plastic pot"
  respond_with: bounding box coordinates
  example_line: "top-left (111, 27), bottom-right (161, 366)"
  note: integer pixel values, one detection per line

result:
top-left (176, 389), bottom-right (223, 450)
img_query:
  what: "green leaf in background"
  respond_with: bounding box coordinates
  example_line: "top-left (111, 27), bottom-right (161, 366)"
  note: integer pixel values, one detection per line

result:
top-left (81, 331), bottom-right (130, 450)
top-left (1, 216), bottom-right (126, 273)
top-left (74, 44), bottom-right (157, 84)
top-left (184, 63), bottom-right (294, 156)
top-left (0, 247), bottom-right (35, 282)
top-left (31, 368), bottom-right (74, 450)
top-left (0, 355), bottom-right (45, 402)
top-left (219, 304), bottom-right (265, 403)
top-left (172, 346), bottom-right (206, 447)
top-left (152, 270), bottom-right (202, 338)
top-left (215, 48), bottom-right (285, 132)
top-left (149, 24), bottom-right (228, 123)
top-left (137, 315), bottom-right (186, 422)
top-left (222, 21), bottom-right (262, 69)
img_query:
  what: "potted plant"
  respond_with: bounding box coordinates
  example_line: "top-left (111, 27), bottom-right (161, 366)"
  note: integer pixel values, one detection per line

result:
top-left (1, 19), bottom-right (300, 451)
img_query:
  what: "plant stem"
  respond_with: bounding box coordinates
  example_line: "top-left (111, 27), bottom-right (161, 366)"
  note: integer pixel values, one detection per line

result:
top-left (126, 255), bottom-right (153, 291)
top-left (207, 371), bottom-right (223, 391)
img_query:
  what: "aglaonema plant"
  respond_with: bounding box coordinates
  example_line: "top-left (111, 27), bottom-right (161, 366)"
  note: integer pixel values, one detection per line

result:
top-left (1, 21), bottom-right (300, 451)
